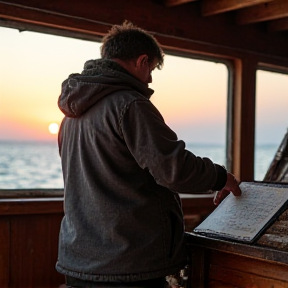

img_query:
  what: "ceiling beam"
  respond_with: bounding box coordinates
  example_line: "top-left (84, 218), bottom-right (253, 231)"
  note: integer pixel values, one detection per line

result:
top-left (236, 0), bottom-right (288, 24)
top-left (202, 0), bottom-right (273, 17)
top-left (0, 2), bottom-right (108, 37)
top-left (164, 0), bottom-right (198, 8)
top-left (268, 16), bottom-right (288, 31)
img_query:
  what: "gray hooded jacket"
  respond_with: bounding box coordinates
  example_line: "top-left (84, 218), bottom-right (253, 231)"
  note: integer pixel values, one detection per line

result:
top-left (56, 59), bottom-right (226, 282)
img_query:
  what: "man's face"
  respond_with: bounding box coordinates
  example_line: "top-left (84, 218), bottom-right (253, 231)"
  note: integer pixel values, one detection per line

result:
top-left (134, 56), bottom-right (158, 86)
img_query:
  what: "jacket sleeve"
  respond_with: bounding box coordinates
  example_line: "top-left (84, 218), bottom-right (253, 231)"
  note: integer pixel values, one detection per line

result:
top-left (120, 99), bottom-right (227, 193)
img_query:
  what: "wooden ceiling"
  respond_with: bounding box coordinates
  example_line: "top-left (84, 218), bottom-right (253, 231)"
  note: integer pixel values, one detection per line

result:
top-left (0, 0), bottom-right (287, 61)
top-left (1, 0), bottom-right (287, 36)
top-left (164, 0), bottom-right (288, 33)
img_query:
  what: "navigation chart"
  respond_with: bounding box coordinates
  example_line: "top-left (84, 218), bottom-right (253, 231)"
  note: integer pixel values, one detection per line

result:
top-left (194, 182), bottom-right (288, 242)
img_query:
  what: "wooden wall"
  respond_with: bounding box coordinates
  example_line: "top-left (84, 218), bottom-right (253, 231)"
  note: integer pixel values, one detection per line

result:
top-left (0, 0), bottom-right (288, 59)
top-left (0, 192), bottom-right (214, 287)
top-left (0, 197), bottom-right (65, 288)
top-left (187, 233), bottom-right (288, 288)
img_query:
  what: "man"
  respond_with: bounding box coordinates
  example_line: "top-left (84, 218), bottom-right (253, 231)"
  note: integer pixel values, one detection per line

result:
top-left (56, 21), bottom-right (241, 288)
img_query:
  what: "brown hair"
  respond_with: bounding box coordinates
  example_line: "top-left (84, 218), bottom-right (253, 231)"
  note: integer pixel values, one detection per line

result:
top-left (101, 20), bottom-right (164, 69)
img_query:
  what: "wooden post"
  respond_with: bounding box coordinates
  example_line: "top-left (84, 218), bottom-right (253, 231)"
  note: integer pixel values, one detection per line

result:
top-left (230, 57), bottom-right (257, 181)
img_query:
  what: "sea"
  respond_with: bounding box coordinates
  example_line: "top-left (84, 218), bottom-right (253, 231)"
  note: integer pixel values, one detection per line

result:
top-left (0, 140), bottom-right (279, 189)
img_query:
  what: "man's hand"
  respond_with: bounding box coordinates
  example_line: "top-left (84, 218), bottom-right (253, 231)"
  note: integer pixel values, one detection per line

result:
top-left (213, 172), bottom-right (241, 205)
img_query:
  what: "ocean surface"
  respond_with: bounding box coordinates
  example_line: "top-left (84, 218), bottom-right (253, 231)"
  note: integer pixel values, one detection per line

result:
top-left (0, 141), bottom-right (279, 189)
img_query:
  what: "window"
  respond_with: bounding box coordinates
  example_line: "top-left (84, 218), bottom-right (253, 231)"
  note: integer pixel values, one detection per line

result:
top-left (0, 27), bottom-right (101, 189)
top-left (255, 69), bottom-right (288, 181)
top-left (150, 55), bottom-right (228, 166)
top-left (0, 27), bottom-right (228, 189)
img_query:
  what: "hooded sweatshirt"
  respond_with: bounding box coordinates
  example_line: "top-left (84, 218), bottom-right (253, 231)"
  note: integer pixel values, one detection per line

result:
top-left (56, 59), bottom-right (227, 282)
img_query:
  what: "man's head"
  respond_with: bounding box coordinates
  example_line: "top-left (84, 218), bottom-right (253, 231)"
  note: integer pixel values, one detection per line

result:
top-left (101, 21), bottom-right (164, 85)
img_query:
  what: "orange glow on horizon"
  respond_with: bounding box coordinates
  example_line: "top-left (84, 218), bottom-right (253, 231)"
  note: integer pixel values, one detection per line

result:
top-left (0, 27), bottom-right (228, 144)
top-left (0, 115), bottom-right (62, 141)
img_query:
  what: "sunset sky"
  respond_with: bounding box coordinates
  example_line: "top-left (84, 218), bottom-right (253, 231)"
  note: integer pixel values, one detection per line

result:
top-left (0, 26), bottom-right (287, 145)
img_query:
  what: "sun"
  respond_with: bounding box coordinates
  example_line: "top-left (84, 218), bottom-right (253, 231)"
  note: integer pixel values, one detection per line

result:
top-left (48, 123), bottom-right (59, 134)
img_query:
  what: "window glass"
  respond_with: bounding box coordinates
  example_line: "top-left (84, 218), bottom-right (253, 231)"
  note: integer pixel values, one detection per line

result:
top-left (255, 70), bottom-right (288, 180)
top-left (0, 27), bottom-right (228, 189)
top-left (0, 27), bottom-right (101, 189)
top-left (150, 55), bottom-right (228, 165)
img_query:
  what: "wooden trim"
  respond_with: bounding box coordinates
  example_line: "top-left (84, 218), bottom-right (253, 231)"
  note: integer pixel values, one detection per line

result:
top-left (186, 232), bottom-right (288, 265)
top-left (164, 0), bottom-right (197, 7)
top-left (0, 193), bottom-right (214, 216)
top-left (210, 264), bottom-right (288, 286)
top-left (0, 2), bottom-right (109, 38)
top-left (210, 250), bottom-right (288, 281)
top-left (236, 0), bottom-right (288, 24)
top-left (231, 57), bottom-right (257, 181)
top-left (202, 0), bottom-right (273, 17)
top-left (0, 189), bottom-right (64, 198)
top-left (0, 0), bottom-right (288, 60)
top-left (155, 31), bottom-right (288, 67)
top-left (0, 198), bottom-right (64, 215)
top-left (258, 62), bottom-right (288, 73)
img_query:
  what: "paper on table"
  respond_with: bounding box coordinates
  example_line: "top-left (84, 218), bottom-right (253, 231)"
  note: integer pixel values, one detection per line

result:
top-left (193, 182), bottom-right (288, 243)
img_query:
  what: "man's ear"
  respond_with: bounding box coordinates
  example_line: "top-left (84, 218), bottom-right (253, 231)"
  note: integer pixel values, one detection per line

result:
top-left (135, 54), bottom-right (148, 68)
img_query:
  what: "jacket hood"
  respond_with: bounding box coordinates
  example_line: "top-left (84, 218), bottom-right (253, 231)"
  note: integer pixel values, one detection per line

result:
top-left (58, 59), bottom-right (154, 118)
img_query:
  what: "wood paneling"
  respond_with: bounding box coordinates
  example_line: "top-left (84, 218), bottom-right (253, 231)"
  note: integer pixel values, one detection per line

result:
top-left (187, 233), bottom-right (288, 264)
top-left (0, 2), bottom-right (108, 38)
top-left (0, 189), bottom-right (63, 198)
top-left (0, 198), bottom-right (64, 215)
top-left (9, 214), bottom-right (64, 287)
top-left (0, 195), bottom-right (212, 287)
top-left (202, 0), bottom-right (273, 16)
top-left (187, 233), bottom-right (288, 287)
top-left (236, 0), bottom-right (288, 24)
top-left (210, 250), bottom-right (288, 281)
top-left (0, 0), bottom-right (287, 60)
top-left (0, 219), bottom-right (10, 288)
top-left (0, 199), bottom-right (65, 288)
top-left (210, 264), bottom-right (288, 287)
top-left (231, 58), bottom-right (257, 181)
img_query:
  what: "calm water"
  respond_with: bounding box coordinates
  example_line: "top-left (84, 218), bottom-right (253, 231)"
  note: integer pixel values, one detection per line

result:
top-left (0, 141), bottom-right (63, 189)
top-left (0, 141), bottom-right (279, 189)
